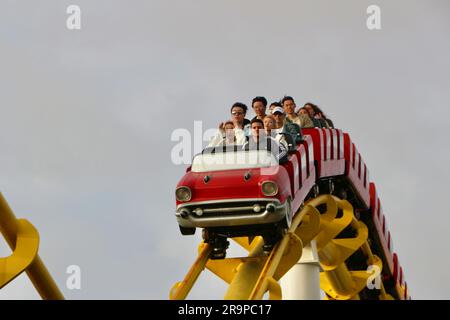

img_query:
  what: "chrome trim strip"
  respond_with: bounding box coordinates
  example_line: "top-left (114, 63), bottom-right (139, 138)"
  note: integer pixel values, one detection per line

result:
top-left (176, 200), bottom-right (287, 228)
top-left (176, 198), bottom-right (280, 210)
top-left (203, 205), bottom-right (263, 214)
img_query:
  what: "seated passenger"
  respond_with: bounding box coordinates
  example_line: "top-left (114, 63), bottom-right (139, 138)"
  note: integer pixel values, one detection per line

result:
top-left (325, 117), bottom-right (334, 129)
top-left (230, 102), bottom-right (251, 134)
top-left (243, 119), bottom-right (288, 164)
top-left (298, 107), bottom-right (315, 128)
top-left (303, 103), bottom-right (325, 128)
top-left (311, 104), bottom-right (334, 129)
top-left (208, 120), bottom-right (246, 147)
top-left (298, 107), bottom-right (309, 117)
top-left (251, 96), bottom-right (268, 121)
top-left (263, 115), bottom-right (276, 136)
top-left (216, 121), bottom-right (240, 146)
top-left (268, 101), bottom-right (280, 114)
top-left (271, 106), bottom-right (303, 144)
top-left (263, 115), bottom-right (288, 149)
top-left (281, 96), bottom-right (314, 129)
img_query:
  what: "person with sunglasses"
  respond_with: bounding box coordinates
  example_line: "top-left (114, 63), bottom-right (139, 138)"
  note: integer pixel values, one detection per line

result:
top-left (229, 102), bottom-right (251, 132)
top-left (208, 102), bottom-right (250, 147)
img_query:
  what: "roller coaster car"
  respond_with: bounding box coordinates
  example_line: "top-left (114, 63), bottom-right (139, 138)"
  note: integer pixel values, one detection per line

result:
top-left (175, 146), bottom-right (293, 258)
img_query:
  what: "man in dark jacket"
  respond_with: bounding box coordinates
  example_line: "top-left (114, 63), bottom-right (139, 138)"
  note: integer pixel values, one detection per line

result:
top-left (243, 118), bottom-right (288, 164)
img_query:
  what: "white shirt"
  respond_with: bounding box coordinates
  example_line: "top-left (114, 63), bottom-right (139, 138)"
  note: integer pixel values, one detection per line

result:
top-left (207, 128), bottom-right (246, 147)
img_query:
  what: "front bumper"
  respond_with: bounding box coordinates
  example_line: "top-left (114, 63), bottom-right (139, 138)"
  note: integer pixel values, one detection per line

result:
top-left (175, 198), bottom-right (287, 228)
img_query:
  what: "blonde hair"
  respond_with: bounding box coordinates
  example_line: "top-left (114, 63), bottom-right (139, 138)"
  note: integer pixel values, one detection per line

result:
top-left (263, 115), bottom-right (275, 124)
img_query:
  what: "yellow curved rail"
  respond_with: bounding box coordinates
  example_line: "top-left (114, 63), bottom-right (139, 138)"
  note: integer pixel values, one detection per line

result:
top-left (0, 193), bottom-right (64, 300)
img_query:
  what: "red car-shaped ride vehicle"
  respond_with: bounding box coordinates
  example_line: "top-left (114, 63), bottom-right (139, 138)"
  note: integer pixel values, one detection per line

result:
top-left (175, 133), bottom-right (317, 258)
top-left (174, 128), bottom-right (410, 299)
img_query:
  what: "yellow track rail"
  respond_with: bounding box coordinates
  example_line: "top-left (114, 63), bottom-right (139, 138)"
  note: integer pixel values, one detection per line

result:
top-left (170, 195), bottom-right (394, 300)
top-left (0, 193), bottom-right (64, 300)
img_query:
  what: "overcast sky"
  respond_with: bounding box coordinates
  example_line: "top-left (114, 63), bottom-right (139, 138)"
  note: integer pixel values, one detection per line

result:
top-left (1, 0), bottom-right (450, 299)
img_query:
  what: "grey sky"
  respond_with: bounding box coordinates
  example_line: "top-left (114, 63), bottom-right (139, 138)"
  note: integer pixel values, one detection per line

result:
top-left (1, 0), bottom-right (449, 299)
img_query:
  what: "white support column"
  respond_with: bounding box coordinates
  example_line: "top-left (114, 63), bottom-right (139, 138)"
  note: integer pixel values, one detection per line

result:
top-left (280, 240), bottom-right (322, 300)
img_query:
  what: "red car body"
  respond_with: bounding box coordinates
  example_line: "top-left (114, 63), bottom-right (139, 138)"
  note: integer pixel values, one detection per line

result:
top-left (175, 136), bottom-right (316, 233)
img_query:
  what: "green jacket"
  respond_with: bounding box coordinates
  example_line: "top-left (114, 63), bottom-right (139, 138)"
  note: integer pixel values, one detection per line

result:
top-left (283, 119), bottom-right (303, 144)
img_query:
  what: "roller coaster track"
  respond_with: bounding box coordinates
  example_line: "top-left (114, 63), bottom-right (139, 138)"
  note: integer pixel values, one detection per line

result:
top-left (170, 194), bottom-right (394, 300)
top-left (0, 193), bottom-right (64, 299)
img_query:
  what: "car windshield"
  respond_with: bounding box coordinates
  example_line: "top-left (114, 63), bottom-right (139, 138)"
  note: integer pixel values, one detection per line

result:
top-left (191, 147), bottom-right (279, 173)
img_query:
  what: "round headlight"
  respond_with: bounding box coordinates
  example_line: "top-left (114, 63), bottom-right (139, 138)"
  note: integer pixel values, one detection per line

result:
top-left (261, 181), bottom-right (278, 196)
top-left (176, 186), bottom-right (192, 202)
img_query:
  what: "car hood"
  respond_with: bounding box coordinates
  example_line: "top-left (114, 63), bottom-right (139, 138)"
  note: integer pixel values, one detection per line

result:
top-left (177, 168), bottom-right (264, 203)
